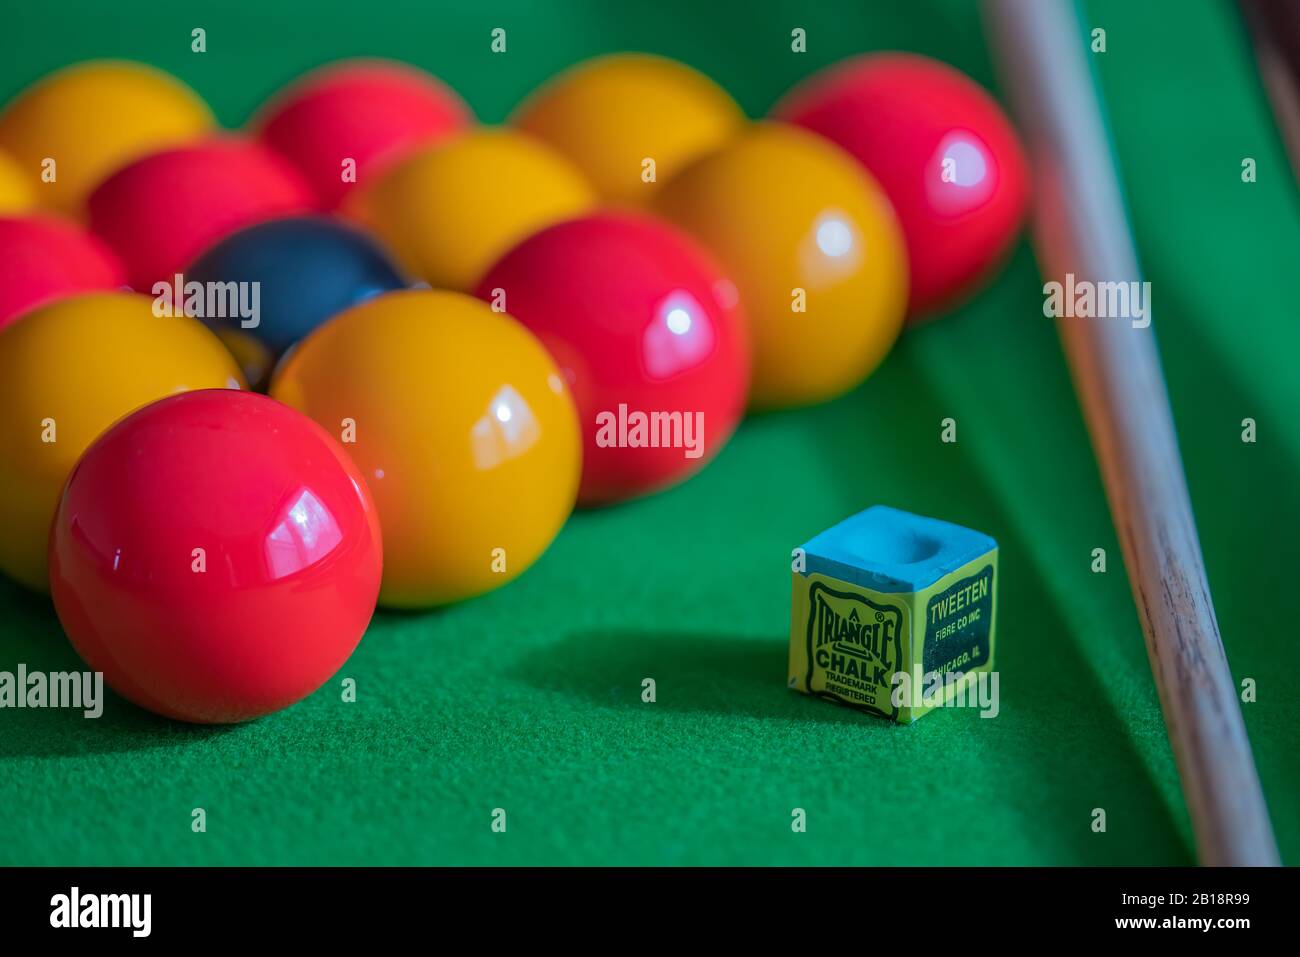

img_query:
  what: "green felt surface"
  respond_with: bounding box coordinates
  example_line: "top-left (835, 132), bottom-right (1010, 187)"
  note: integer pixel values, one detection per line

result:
top-left (1, 0), bottom-right (1297, 866)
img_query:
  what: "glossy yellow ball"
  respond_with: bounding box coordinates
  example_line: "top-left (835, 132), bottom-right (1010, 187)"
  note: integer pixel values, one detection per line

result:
top-left (0, 292), bottom-right (244, 591)
top-left (653, 123), bottom-right (908, 410)
top-left (0, 149), bottom-right (34, 213)
top-left (0, 60), bottom-right (213, 217)
top-left (342, 128), bottom-right (595, 291)
top-left (270, 290), bottom-right (581, 608)
top-left (513, 53), bottom-right (744, 207)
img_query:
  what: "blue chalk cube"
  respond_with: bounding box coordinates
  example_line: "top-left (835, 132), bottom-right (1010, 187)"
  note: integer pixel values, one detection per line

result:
top-left (789, 506), bottom-right (999, 721)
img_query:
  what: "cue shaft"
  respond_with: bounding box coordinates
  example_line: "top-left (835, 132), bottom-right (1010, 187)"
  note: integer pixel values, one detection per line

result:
top-left (1239, 0), bottom-right (1300, 185)
top-left (981, 0), bottom-right (1280, 865)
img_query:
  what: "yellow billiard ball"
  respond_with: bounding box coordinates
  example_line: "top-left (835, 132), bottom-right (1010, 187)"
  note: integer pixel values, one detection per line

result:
top-left (270, 289), bottom-right (581, 608)
top-left (0, 149), bottom-right (34, 213)
top-left (341, 128), bottom-right (595, 291)
top-left (0, 292), bottom-right (244, 592)
top-left (0, 60), bottom-right (214, 218)
top-left (653, 123), bottom-right (908, 410)
top-left (513, 53), bottom-right (744, 207)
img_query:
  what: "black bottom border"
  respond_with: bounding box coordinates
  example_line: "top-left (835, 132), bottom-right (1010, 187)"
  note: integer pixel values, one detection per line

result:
top-left (1, 865), bottom-right (1293, 942)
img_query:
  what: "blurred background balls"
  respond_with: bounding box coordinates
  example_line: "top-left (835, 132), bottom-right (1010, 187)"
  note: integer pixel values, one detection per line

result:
top-left (254, 59), bottom-right (472, 209)
top-left (343, 128), bottom-right (595, 291)
top-left (186, 215), bottom-right (409, 389)
top-left (773, 53), bottom-right (1030, 319)
top-left (0, 215), bottom-right (125, 329)
top-left (0, 292), bottom-right (243, 592)
top-left (0, 60), bottom-right (213, 217)
top-left (513, 53), bottom-right (744, 207)
top-left (270, 289), bottom-right (581, 608)
top-left (86, 139), bottom-right (314, 290)
top-left (49, 389), bottom-right (383, 724)
top-left (477, 212), bottom-right (750, 506)
top-left (653, 123), bottom-right (907, 410)
top-left (0, 149), bottom-right (34, 213)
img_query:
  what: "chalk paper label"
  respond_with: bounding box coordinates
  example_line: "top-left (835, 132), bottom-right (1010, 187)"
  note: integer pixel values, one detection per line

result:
top-left (804, 581), bottom-right (903, 719)
top-left (923, 565), bottom-right (993, 677)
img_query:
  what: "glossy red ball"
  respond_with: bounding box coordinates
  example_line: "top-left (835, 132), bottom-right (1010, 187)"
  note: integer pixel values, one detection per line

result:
top-left (86, 139), bottom-right (314, 290)
top-left (773, 53), bottom-right (1030, 319)
top-left (0, 215), bottom-right (125, 329)
top-left (255, 60), bottom-right (471, 209)
top-left (477, 212), bottom-right (749, 506)
top-left (49, 389), bottom-right (383, 724)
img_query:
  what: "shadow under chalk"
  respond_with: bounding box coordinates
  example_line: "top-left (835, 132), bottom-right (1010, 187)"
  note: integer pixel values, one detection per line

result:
top-left (514, 628), bottom-right (881, 728)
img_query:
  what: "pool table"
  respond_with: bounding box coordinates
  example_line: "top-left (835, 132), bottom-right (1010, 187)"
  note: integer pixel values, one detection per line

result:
top-left (0, 0), bottom-right (1296, 867)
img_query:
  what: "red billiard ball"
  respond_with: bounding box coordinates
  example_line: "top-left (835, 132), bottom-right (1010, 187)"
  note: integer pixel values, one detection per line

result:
top-left (48, 389), bottom-right (383, 723)
top-left (773, 53), bottom-right (1030, 319)
top-left (254, 59), bottom-right (472, 209)
top-left (476, 212), bottom-right (749, 506)
top-left (86, 139), bottom-right (314, 290)
top-left (0, 215), bottom-right (125, 330)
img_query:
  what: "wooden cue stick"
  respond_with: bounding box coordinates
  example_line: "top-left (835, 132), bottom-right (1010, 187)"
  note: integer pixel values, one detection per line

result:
top-left (981, 0), bottom-right (1280, 865)
top-left (1239, 0), bottom-right (1300, 186)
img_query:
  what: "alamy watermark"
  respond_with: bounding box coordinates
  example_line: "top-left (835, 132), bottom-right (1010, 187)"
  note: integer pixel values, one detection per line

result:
top-left (1043, 273), bottom-right (1151, 328)
top-left (0, 664), bottom-right (103, 718)
top-left (594, 404), bottom-right (704, 459)
top-left (891, 667), bottom-right (1000, 718)
top-left (152, 274), bottom-right (260, 328)
top-left (50, 887), bottom-right (151, 937)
